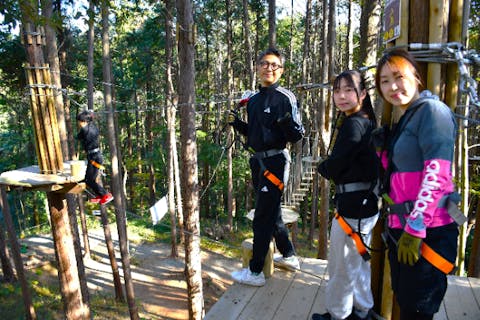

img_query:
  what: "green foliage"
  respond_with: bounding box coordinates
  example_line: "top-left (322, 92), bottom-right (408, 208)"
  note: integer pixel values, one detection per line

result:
top-left (0, 0), bottom-right (20, 32)
top-left (470, 1), bottom-right (480, 50)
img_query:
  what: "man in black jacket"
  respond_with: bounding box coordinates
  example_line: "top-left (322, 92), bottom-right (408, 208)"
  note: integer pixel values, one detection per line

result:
top-left (229, 48), bottom-right (304, 286)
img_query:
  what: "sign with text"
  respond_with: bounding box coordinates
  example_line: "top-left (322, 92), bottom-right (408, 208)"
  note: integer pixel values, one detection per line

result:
top-left (383, 0), bottom-right (401, 43)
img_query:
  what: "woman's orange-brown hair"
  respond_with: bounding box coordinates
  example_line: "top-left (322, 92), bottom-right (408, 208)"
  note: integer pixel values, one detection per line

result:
top-left (375, 49), bottom-right (423, 100)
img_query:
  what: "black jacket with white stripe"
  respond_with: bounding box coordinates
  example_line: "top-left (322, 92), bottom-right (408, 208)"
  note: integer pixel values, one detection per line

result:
top-left (232, 82), bottom-right (304, 153)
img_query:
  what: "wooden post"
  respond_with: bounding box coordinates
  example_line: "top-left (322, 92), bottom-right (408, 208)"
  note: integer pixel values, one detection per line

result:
top-left (25, 66), bottom-right (49, 172)
top-left (0, 187), bottom-right (37, 320)
top-left (241, 238), bottom-right (274, 277)
top-left (47, 191), bottom-right (90, 319)
top-left (42, 64), bottom-right (64, 170)
top-left (447, 0), bottom-right (468, 276)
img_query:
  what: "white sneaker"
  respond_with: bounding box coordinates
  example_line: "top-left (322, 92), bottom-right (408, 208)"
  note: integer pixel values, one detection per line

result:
top-left (231, 268), bottom-right (265, 287)
top-left (274, 255), bottom-right (300, 271)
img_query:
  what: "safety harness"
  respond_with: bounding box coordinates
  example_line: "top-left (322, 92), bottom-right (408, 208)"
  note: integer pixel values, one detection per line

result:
top-left (86, 148), bottom-right (106, 174)
top-left (333, 180), bottom-right (379, 260)
top-left (335, 213), bottom-right (371, 261)
top-left (382, 194), bottom-right (460, 274)
top-left (252, 149), bottom-right (286, 192)
top-left (89, 160), bottom-right (105, 171)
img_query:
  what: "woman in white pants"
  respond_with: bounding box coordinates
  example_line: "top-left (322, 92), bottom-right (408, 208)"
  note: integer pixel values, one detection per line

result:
top-left (313, 70), bottom-right (379, 320)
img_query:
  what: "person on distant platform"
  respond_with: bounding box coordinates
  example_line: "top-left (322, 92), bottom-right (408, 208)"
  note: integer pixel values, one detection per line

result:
top-left (312, 70), bottom-right (379, 320)
top-left (76, 110), bottom-right (113, 206)
top-left (228, 47), bottom-right (304, 286)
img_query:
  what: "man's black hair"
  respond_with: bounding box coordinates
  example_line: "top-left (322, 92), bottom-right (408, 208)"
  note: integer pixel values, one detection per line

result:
top-left (257, 47), bottom-right (285, 66)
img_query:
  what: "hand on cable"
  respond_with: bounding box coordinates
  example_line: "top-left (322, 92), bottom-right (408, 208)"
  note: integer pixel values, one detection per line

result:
top-left (397, 232), bottom-right (422, 266)
top-left (227, 111), bottom-right (238, 125)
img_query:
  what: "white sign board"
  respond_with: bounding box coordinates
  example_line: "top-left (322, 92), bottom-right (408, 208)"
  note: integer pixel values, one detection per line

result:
top-left (150, 196), bottom-right (168, 225)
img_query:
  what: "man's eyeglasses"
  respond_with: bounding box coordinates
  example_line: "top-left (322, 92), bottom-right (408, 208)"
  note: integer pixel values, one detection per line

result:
top-left (259, 61), bottom-right (283, 71)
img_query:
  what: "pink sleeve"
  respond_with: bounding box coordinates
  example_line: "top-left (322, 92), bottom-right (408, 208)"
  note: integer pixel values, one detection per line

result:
top-left (405, 159), bottom-right (453, 238)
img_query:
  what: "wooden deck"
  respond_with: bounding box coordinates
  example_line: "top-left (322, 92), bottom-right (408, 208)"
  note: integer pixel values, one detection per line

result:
top-left (205, 258), bottom-right (480, 320)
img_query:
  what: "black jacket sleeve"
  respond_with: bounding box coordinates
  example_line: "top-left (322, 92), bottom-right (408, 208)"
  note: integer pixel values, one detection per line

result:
top-left (318, 116), bottom-right (371, 182)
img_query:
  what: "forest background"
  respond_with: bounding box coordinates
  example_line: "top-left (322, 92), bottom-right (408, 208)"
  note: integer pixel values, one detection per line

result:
top-left (0, 0), bottom-right (479, 319)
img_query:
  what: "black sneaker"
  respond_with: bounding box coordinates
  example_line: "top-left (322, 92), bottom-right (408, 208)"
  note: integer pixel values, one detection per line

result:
top-left (312, 313), bottom-right (331, 320)
top-left (347, 309), bottom-right (371, 320)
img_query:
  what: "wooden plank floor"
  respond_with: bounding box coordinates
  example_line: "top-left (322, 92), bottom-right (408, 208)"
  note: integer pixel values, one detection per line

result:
top-left (205, 258), bottom-right (480, 320)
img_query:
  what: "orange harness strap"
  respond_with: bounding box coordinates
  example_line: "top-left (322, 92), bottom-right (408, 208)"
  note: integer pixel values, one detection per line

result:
top-left (421, 242), bottom-right (455, 274)
top-left (263, 170), bottom-right (284, 191)
top-left (335, 213), bottom-right (371, 261)
top-left (90, 160), bottom-right (105, 170)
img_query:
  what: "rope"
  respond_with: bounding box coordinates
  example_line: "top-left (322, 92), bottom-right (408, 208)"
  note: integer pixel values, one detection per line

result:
top-left (199, 146), bottom-right (227, 201)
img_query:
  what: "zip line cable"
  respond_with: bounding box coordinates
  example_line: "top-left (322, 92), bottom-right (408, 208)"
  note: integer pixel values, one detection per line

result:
top-left (297, 43), bottom-right (480, 125)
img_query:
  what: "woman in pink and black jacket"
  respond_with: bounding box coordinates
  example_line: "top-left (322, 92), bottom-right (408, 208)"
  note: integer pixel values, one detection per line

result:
top-left (375, 49), bottom-right (459, 320)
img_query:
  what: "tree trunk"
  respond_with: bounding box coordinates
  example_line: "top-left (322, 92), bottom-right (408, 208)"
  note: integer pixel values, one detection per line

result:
top-left (287, 0), bottom-right (294, 87)
top-left (268, 0), bottom-right (276, 47)
top-left (346, 0), bottom-right (354, 70)
top-left (358, 0), bottom-right (381, 118)
top-left (316, 0), bottom-right (331, 260)
top-left (303, 0), bottom-right (313, 243)
top-left (87, 0), bottom-right (95, 111)
top-left (176, 0), bottom-right (205, 318)
top-left (165, 0), bottom-right (178, 257)
top-left (66, 195), bottom-right (91, 308)
top-left (100, 1), bottom-right (139, 319)
top-left (0, 218), bottom-right (16, 282)
top-left (100, 205), bottom-right (125, 300)
top-left (47, 191), bottom-right (89, 319)
top-left (226, 0), bottom-right (234, 231)
top-left (1, 187), bottom-right (36, 319)
top-left (243, 0), bottom-right (255, 90)
top-left (302, 0), bottom-right (312, 86)
top-left (173, 128), bottom-right (185, 244)
top-left (145, 81), bottom-right (157, 206)
top-left (77, 196), bottom-right (91, 259)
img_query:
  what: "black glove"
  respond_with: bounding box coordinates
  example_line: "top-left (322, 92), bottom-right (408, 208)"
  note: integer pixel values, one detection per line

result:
top-left (227, 111), bottom-right (238, 125)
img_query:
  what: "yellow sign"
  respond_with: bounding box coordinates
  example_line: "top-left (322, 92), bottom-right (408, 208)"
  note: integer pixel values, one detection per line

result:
top-left (383, 0), bottom-right (401, 43)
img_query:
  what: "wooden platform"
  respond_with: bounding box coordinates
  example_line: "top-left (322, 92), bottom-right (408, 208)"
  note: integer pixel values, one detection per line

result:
top-left (205, 258), bottom-right (480, 320)
top-left (0, 160), bottom-right (86, 192)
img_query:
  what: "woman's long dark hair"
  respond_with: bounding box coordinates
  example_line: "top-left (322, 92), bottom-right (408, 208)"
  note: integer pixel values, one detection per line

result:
top-left (333, 70), bottom-right (376, 123)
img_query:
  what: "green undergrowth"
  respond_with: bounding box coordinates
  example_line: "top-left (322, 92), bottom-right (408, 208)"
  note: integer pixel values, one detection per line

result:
top-left (0, 277), bottom-right (134, 320)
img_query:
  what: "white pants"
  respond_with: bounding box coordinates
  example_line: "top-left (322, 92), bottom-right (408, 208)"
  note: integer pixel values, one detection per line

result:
top-left (325, 213), bottom-right (379, 320)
